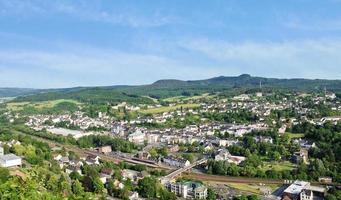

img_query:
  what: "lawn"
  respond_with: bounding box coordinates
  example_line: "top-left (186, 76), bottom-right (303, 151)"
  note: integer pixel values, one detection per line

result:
top-left (261, 161), bottom-right (296, 172)
top-left (285, 132), bottom-right (305, 140)
top-left (139, 103), bottom-right (200, 114)
top-left (226, 183), bottom-right (262, 194)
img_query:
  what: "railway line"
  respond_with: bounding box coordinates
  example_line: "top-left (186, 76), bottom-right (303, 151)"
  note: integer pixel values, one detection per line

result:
top-left (19, 131), bottom-right (341, 187)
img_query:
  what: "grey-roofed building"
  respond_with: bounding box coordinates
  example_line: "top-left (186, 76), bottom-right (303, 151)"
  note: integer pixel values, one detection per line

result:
top-left (0, 153), bottom-right (22, 168)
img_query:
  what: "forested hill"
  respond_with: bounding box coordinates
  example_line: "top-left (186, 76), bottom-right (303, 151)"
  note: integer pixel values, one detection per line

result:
top-left (113, 74), bottom-right (341, 98)
top-left (6, 74), bottom-right (341, 102)
top-left (0, 88), bottom-right (41, 97)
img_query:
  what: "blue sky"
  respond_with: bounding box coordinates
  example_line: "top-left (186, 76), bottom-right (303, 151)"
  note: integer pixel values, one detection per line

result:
top-left (1, 0), bottom-right (341, 88)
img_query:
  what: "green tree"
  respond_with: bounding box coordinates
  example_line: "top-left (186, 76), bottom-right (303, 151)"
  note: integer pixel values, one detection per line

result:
top-left (93, 177), bottom-right (104, 193)
top-left (207, 188), bottom-right (216, 200)
top-left (137, 177), bottom-right (157, 198)
top-left (0, 167), bottom-right (10, 183)
top-left (72, 179), bottom-right (84, 196)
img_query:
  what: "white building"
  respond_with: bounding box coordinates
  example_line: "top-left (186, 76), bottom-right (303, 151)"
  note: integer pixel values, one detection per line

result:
top-left (128, 130), bottom-right (146, 144)
top-left (0, 154), bottom-right (22, 168)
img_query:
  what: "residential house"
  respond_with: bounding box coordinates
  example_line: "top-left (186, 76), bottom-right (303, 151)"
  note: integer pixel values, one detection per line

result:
top-left (214, 149), bottom-right (246, 165)
top-left (162, 156), bottom-right (190, 168)
top-left (85, 154), bottom-right (100, 165)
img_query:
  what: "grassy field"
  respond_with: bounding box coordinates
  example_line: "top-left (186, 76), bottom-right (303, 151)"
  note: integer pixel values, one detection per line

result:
top-left (7, 99), bottom-right (80, 111)
top-left (164, 93), bottom-right (215, 102)
top-left (226, 183), bottom-right (262, 194)
top-left (139, 103), bottom-right (200, 114)
top-left (285, 132), bottom-right (305, 140)
top-left (261, 161), bottom-right (296, 172)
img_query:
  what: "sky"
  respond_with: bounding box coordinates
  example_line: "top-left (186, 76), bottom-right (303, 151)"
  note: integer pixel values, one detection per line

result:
top-left (1, 0), bottom-right (341, 88)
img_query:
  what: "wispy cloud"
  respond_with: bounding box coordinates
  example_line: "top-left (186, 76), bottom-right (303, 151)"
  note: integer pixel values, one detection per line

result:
top-left (0, 0), bottom-right (176, 27)
top-left (180, 38), bottom-right (341, 79)
top-left (0, 44), bottom-right (218, 88)
top-left (284, 19), bottom-right (341, 31)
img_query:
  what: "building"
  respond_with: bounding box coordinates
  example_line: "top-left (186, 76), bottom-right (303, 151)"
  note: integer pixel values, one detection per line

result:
top-left (98, 146), bottom-right (112, 154)
top-left (162, 156), bottom-right (190, 168)
top-left (282, 180), bottom-right (326, 200)
top-left (318, 177), bottom-right (332, 184)
top-left (0, 154), bottom-right (22, 168)
top-left (128, 130), bottom-right (146, 144)
top-left (146, 134), bottom-right (159, 144)
top-left (292, 149), bottom-right (309, 164)
top-left (214, 149), bottom-right (246, 165)
top-left (85, 154), bottom-right (100, 165)
top-left (166, 182), bottom-right (188, 198)
top-left (254, 136), bottom-right (273, 143)
top-left (300, 189), bottom-right (313, 200)
top-left (166, 181), bottom-right (207, 199)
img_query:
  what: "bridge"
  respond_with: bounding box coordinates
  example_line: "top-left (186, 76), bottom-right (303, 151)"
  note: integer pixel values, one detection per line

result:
top-left (162, 158), bottom-right (208, 182)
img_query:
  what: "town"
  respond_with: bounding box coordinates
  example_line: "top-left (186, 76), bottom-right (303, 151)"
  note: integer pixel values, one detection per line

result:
top-left (0, 89), bottom-right (340, 200)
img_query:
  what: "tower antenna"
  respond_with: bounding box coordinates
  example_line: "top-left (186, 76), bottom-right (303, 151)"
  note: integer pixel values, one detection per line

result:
top-left (259, 80), bottom-right (262, 90)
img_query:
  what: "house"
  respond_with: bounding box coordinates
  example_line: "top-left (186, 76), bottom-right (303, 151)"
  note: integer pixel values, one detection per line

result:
top-left (214, 149), bottom-right (231, 161)
top-left (128, 130), bottom-right (145, 144)
top-left (65, 165), bottom-right (82, 175)
top-left (122, 169), bottom-right (139, 181)
top-left (85, 154), bottom-right (100, 165)
top-left (216, 139), bottom-right (238, 147)
top-left (128, 191), bottom-right (139, 200)
top-left (101, 167), bottom-right (113, 176)
top-left (291, 149), bottom-right (309, 164)
top-left (254, 136), bottom-right (273, 143)
top-left (168, 145), bottom-right (180, 153)
top-left (214, 149), bottom-right (245, 165)
top-left (0, 154), bottom-right (22, 168)
top-left (278, 125), bottom-right (287, 134)
top-left (99, 173), bottom-right (110, 184)
top-left (300, 189), bottom-right (313, 200)
top-left (293, 139), bottom-right (316, 149)
top-left (162, 156), bottom-right (190, 168)
top-left (146, 134), bottom-right (159, 144)
top-left (98, 146), bottom-right (112, 154)
top-left (203, 143), bottom-right (214, 152)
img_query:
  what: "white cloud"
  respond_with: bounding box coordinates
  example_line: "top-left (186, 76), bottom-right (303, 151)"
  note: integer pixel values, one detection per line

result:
top-left (180, 38), bottom-right (341, 79)
top-left (0, 45), bottom-right (219, 88)
top-left (0, 0), bottom-right (176, 28)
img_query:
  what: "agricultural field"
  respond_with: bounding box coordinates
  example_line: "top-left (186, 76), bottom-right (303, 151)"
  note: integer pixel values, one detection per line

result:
top-left (6, 99), bottom-right (81, 111)
top-left (164, 93), bottom-right (216, 102)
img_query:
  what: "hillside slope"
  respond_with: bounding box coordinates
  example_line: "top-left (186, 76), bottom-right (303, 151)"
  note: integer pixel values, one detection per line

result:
top-left (9, 74), bottom-right (341, 102)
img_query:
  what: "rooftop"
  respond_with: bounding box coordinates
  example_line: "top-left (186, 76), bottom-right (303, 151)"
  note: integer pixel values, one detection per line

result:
top-left (0, 154), bottom-right (21, 161)
top-left (284, 180), bottom-right (310, 195)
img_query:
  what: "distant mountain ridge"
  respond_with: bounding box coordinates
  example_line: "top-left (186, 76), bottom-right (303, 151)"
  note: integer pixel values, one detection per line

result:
top-left (3, 75), bottom-right (341, 101)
